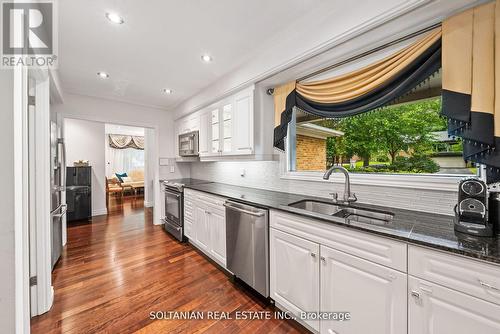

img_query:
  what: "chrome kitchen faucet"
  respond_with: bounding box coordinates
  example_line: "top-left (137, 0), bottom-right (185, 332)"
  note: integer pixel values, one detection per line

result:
top-left (323, 165), bottom-right (357, 204)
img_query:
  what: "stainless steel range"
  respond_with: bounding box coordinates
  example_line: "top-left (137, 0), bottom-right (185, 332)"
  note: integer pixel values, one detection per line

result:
top-left (162, 178), bottom-right (210, 241)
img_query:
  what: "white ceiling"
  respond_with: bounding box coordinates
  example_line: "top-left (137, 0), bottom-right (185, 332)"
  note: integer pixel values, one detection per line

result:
top-left (58, 0), bottom-right (330, 110)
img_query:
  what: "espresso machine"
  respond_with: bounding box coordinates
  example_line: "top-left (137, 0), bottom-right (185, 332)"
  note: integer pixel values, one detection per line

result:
top-left (454, 178), bottom-right (494, 237)
top-left (488, 182), bottom-right (500, 236)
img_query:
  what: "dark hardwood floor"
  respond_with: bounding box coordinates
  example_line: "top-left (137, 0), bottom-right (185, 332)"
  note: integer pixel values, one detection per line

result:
top-left (31, 196), bottom-right (307, 333)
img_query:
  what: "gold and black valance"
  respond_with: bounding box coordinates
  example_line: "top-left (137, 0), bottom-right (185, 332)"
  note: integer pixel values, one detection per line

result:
top-left (108, 134), bottom-right (145, 150)
top-left (442, 0), bottom-right (500, 182)
top-left (273, 28), bottom-right (442, 151)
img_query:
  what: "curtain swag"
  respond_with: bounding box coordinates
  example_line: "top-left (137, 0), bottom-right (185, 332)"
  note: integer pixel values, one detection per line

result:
top-left (108, 134), bottom-right (145, 150)
top-left (273, 28), bottom-right (442, 151)
top-left (442, 0), bottom-right (500, 182)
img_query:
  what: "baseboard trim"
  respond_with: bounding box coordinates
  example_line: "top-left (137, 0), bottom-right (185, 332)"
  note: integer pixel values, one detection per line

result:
top-left (92, 208), bottom-right (108, 217)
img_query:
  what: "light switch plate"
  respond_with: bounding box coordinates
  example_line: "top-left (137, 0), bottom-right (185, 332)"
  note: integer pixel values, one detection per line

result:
top-left (170, 165), bottom-right (175, 173)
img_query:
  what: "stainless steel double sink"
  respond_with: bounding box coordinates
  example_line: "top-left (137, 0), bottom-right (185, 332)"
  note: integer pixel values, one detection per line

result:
top-left (288, 199), bottom-right (394, 225)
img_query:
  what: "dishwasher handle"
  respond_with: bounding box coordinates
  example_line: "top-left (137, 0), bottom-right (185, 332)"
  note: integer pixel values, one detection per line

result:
top-left (223, 202), bottom-right (265, 217)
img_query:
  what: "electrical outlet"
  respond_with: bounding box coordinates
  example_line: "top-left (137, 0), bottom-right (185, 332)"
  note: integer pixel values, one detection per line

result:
top-left (170, 165), bottom-right (175, 173)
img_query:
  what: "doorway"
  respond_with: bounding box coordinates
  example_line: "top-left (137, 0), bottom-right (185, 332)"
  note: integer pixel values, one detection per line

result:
top-left (62, 119), bottom-right (155, 221)
top-left (104, 123), bottom-right (151, 214)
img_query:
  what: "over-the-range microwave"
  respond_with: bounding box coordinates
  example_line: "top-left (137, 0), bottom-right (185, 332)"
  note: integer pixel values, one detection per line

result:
top-left (178, 130), bottom-right (199, 157)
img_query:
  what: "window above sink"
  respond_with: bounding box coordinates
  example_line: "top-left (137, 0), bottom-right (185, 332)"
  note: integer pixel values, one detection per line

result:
top-left (280, 69), bottom-right (477, 192)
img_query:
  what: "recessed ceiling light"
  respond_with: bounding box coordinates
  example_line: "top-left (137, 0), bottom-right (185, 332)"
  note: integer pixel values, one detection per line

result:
top-left (97, 71), bottom-right (109, 79)
top-left (162, 88), bottom-right (173, 94)
top-left (201, 54), bottom-right (213, 63)
top-left (105, 12), bottom-right (124, 24)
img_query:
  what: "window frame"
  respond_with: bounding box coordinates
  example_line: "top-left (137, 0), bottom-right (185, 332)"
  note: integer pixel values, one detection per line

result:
top-left (281, 108), bottom-right (471, 192)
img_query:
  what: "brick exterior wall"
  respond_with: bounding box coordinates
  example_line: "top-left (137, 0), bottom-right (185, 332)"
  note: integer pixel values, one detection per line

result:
top-left (296, 134), bottom-right (327, 171)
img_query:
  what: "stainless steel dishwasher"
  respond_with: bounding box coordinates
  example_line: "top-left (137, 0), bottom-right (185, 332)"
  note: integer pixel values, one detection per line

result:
top-left (224, 200), bottom-right (269, 297)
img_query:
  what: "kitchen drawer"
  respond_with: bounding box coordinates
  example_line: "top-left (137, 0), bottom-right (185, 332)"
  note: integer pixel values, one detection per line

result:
top-left (184, 189), bottom-right (197, 199)
top-left (189, 190), bottom-right (226, 208)
top-left (184, 209), bottom-right (193, 221)
top-left (408, 245), bottom-right (500, 305)
top-left (184, 198), bottom-right (193, 209)
top-left (270, 210), bottom-right (407, 272)
top-left (184, 201), bottom-right (193, 218)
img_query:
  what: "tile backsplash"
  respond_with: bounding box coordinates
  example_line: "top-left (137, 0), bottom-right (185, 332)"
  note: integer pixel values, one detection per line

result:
top-left (190, 160), bottom-right (457, 216)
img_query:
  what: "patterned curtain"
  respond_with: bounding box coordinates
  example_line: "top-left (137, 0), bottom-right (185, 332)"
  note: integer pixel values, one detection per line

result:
top-left (108, 134), bottom-right (145, 150)
top-left (273, 28), bottom-right (442, 151)
top-left (441, 0), bottom-right (500, 182)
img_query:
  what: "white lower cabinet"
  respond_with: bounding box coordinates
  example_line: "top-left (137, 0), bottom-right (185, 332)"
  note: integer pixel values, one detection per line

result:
top-left (270, 226), bottom-right (405, 334)
top-left (194, 203), bottom-right (210, 252)
top-left (270, 228), bottom-right (320, 331)
top-left (320, 245), bottom-right (407, 334)
top-left (270, 209), bottom-right (500, 334)
top-left (208, 206), bottom-right (226, 265)
top-left (185, 190), bottom-right (227, 268)
top-left (408, 276), bottom-right (500, 334)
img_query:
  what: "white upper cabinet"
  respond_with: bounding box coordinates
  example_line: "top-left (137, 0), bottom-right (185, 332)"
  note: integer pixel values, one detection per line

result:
top-left (210, 106), bottom-right (220, 155)
top-left (320, 245), bottom-right (407, 334)
top-left (174, 85), bottom-right (255, 160)
top-left (233, 88), bottom-right (254, 154)
top-left (221, 102), bottom-right (233, 154)
top-left (198, 109), bottom-right (210, 156)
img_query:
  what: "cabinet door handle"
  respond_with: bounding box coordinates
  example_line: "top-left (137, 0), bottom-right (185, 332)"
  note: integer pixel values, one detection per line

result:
top-left (479, 279), bottom-right (500, 291)
top-left (310, 252), bottom-right (316, 258)
top-left (320, 256), bottom-right (326, 263)
top-left (410, 290), bottom-right (420, 299)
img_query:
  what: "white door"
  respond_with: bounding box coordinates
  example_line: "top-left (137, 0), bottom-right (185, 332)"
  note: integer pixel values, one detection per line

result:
top-left (208, 207), bottom-right (226, 266)
top-left (199, 110), bottom-right (210, 156)
top-left (320, 245), bottom-right (407, 334)
top-left (270, 228), bottom-right (320, 331)
top-left (409, 276), bottom-right (500, 334)
top-left (194, 203), bottom-right (210, 252)
top-left (233, 89), bottom-right (253, 154)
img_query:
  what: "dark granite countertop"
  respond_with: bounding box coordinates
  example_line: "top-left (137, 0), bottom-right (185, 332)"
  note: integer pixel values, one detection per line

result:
top-left (185, 182), bottom-right (500, 265)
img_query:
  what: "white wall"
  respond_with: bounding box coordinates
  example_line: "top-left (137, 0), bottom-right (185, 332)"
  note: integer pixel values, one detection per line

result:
top-left (64, 118), bottom-right (107, 216)
top-left (0, 69), bottom-right (16, 333)
top-left (144, 128), bottom-right (155, 207)
top-left (52, 93), bottom-right (189, 180)
top-left (190, 160), bottom-right (457, 216)
top-left (174, 0), bottom-right (486, 120)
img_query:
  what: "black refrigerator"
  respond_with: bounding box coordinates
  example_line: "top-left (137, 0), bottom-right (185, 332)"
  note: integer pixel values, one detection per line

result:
top-left (66, 166), bottom-right (92, 222)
